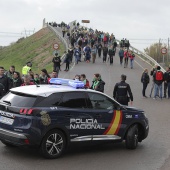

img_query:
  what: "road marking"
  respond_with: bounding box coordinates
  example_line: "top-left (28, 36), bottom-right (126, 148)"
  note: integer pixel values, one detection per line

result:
top-left (134, 60), bottom-right (145, 69)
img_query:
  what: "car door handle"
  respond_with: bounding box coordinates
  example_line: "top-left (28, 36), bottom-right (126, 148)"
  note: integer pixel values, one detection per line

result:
top-left (95, 114), bottom-right (102, 118)
top-left (65, 113), bottom-right (71, 118)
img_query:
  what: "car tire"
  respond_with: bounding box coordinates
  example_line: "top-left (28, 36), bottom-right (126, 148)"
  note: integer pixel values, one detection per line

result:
top-left (1, 140), bottom-right (16, 147)
top-left (125, 124), bottom-right (138, 149)
top-left (40, 129), bottom-right (66, 159)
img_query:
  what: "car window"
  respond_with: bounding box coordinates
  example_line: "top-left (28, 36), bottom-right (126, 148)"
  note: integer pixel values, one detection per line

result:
top-left (87, 92), bottom-right (114, 110)
top-left (1, 92), bottom-right (37, 107)
top-left (58, 92), bottom-right (87, 108)
top-left (35, 93), bottom-right (63, 107)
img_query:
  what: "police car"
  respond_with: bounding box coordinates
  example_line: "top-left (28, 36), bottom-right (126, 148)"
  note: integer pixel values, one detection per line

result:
top-left (0, 78), bottom-right (149, 159)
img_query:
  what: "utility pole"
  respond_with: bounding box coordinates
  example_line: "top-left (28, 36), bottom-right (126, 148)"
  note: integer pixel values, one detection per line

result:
top-left (158, 38), bottom-right (161, 63)
top-left (168, 38), bottom-right (169, 63)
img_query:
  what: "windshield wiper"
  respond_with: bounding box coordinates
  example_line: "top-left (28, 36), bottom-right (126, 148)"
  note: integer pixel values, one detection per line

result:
top-left (2, 101), bottom-right (11, 105)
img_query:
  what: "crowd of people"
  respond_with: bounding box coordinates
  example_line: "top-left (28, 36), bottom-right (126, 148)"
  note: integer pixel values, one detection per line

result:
top-left (1, 20), bottom-right (170, 105)
top-left (141, 65), bottom-right (170, 99)
top-left (0, 64), bottom-right (106, 98)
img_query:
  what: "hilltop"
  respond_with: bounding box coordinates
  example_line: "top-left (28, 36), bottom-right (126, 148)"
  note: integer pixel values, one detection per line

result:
top-left (0, 27), bottom-right (65, 73)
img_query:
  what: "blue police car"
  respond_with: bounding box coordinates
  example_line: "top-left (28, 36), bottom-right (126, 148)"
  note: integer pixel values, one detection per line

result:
top-left (0, 78), bottom-right (149, 159)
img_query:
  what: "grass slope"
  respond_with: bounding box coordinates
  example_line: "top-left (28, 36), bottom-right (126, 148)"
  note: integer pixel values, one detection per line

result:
top-left (0, 27), bottom-right (65, 74)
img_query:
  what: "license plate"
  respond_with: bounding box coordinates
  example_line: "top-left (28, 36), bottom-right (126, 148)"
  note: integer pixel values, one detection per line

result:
top-left (0, 116), bottom-right (14, 125)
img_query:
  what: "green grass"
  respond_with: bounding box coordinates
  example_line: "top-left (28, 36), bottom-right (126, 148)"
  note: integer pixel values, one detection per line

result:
top-left (0, 27), bottom-right (65, 74)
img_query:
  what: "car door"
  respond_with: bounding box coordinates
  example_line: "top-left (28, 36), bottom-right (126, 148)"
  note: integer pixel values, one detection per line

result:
top-left (57, 91), bottom-right (95, 142)
top-left (86, 92), bottom-right (123, 141)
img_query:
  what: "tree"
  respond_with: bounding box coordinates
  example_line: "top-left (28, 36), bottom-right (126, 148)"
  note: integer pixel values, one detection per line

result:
top-left (144, 42), bottom-right (167, 63)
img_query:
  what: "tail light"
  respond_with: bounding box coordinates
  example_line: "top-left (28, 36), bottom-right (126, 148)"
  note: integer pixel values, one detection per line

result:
top-left (20, 108), bottom-right (33, 115)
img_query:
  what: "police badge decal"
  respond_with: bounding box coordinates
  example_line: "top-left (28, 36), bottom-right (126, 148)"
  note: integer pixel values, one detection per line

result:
top-left (40, 111), bottom-right (51, 126)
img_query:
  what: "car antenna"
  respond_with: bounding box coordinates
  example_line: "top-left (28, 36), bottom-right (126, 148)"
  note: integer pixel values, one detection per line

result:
top-left (34, 82), bottom-right (40, 87)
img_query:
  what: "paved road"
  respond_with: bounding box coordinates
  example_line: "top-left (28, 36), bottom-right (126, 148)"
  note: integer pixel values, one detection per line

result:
top-left (0, 29), bottom-right (170, 170)
top-left (0, 51), bottom-right (169, 170)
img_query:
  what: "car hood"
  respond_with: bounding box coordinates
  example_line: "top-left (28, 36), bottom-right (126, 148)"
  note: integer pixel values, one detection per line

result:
top-left (122, 106), bottom-right (144, 112)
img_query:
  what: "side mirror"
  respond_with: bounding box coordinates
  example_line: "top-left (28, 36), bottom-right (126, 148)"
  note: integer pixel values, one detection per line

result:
top-left (115, 105), bottom-right (121, 111)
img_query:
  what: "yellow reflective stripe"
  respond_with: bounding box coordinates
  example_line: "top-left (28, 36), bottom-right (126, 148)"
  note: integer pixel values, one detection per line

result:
top-left (106, 111), bottom-right (121, 135)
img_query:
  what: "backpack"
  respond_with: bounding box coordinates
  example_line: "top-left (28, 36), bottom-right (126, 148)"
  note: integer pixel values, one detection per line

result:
top-left (85, 46), bottom-right (90, 55)
top-left (155, 71), bottom-right (163, 81)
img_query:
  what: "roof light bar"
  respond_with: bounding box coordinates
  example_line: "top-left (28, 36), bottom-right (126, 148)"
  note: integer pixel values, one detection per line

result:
top-left (50, 78), bottom-right (85, 88)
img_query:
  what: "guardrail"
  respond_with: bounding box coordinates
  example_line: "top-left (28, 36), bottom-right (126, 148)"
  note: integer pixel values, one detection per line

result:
top-left (48, 25), bottom-right (69, 51)
top-left (116, 39), bottom-right (166, 72)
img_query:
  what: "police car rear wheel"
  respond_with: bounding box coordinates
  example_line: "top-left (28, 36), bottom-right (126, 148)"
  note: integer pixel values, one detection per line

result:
top-left (40, 130), bottom-right (66, 159)
top-left (125, 124), bottom-right (138, 149)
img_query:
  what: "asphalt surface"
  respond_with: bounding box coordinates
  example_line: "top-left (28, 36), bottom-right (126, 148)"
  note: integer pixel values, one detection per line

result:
top-left (0, 30), bottom-right (170, 170)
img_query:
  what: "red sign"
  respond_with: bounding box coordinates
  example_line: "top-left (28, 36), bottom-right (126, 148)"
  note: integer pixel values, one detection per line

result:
top-left (53, 43), bottom-right (59, 50)
top-left (161, 47), bottom-right (167, 54)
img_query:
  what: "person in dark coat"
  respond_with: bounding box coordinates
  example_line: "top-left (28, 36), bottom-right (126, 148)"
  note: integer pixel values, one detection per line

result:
top-left (9, 71), bottom-right (22, 89)
top-left (52, 53), bottom-right (61, 76)
top-left (103, 45), bottom-right (108, 62)
top-left (141, 68), bottom-right (150, 98)
top-left (39, 69), bottom-right (51, 84)
top-left (64, 51), bottom-right (71, 71)
top-left (108, 46), bottom-right (115, 65)
top-left (113, 74), bottom-right (133, 106)
top-left (91, 73), bottom-right (105, 93)
top-left (0, 66), bottom-right (10, 98)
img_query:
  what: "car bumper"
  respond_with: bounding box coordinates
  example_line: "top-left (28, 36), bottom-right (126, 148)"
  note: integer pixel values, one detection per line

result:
top-left (0, 128), bottom-right (28, 146)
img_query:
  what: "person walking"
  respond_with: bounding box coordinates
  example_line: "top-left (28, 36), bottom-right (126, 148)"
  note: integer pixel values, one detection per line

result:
top-left (108, 46), bottom-right (115, 65)
top-left (153, 66), bottom-right (164, 99)
top-left (91, 73), bottom-right (105, 93)
top-left (149, 65), bottom-right (158, 97)
top-left (84, 44), bottom-right (91, 62)
top-left (103, 45), bottom-right (108, 63)
top-left (91, 45), bottom-right (97, 63)
top-left (97, 43), bottom-right (102, 57)
top-left (141, 69), bottom-right (150, 98)
top-left (52, 53), bottom-right (61, 77)
top-left (164, 67), bottom-right (170, 98)
top-left (64, 51), bottom-right (71, 71)
top-left (113, 74), bottom-right (133, 106)
top-left (119, 48), bottom-right (124, 65)
top-left (129, 51), bottom-right (135, 69)
top-left (124, 49), bottom-right (129, 68)
top-left (74, 46), bottom-right (80, 64)
top-left (163, 67), bottom-right (169, 98)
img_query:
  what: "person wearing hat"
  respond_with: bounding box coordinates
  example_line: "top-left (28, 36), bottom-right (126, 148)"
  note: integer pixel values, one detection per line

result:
top-left (113, 74), bottom-right (133, 106)
top-left (22, 62), bottom-right (32, 76)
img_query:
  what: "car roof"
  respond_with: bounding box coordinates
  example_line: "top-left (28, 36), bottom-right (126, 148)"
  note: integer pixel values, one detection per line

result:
top-left (10, 85), bottom-right (97, 97)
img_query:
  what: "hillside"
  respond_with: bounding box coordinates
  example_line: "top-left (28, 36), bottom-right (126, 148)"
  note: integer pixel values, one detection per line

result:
top-left (0, 27), bottom-right (65, 73)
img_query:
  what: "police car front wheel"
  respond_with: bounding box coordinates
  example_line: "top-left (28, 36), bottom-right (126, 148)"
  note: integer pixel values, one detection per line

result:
top-left (125, 124), bottom-right (138, 149)
top-left (40, 129), bottom-right (66, 159)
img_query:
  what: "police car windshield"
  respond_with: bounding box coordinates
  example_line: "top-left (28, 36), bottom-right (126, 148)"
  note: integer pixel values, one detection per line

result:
top-left (1, 92), bottom-right (37, 107)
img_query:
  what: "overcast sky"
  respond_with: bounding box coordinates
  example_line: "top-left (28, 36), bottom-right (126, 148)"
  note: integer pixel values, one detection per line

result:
top-left (0, 0), bottom-right (170, 51)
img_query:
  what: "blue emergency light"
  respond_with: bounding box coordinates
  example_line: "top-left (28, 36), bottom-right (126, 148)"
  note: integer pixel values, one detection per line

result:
top-left (50, 78), bottom-right (85, 88)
